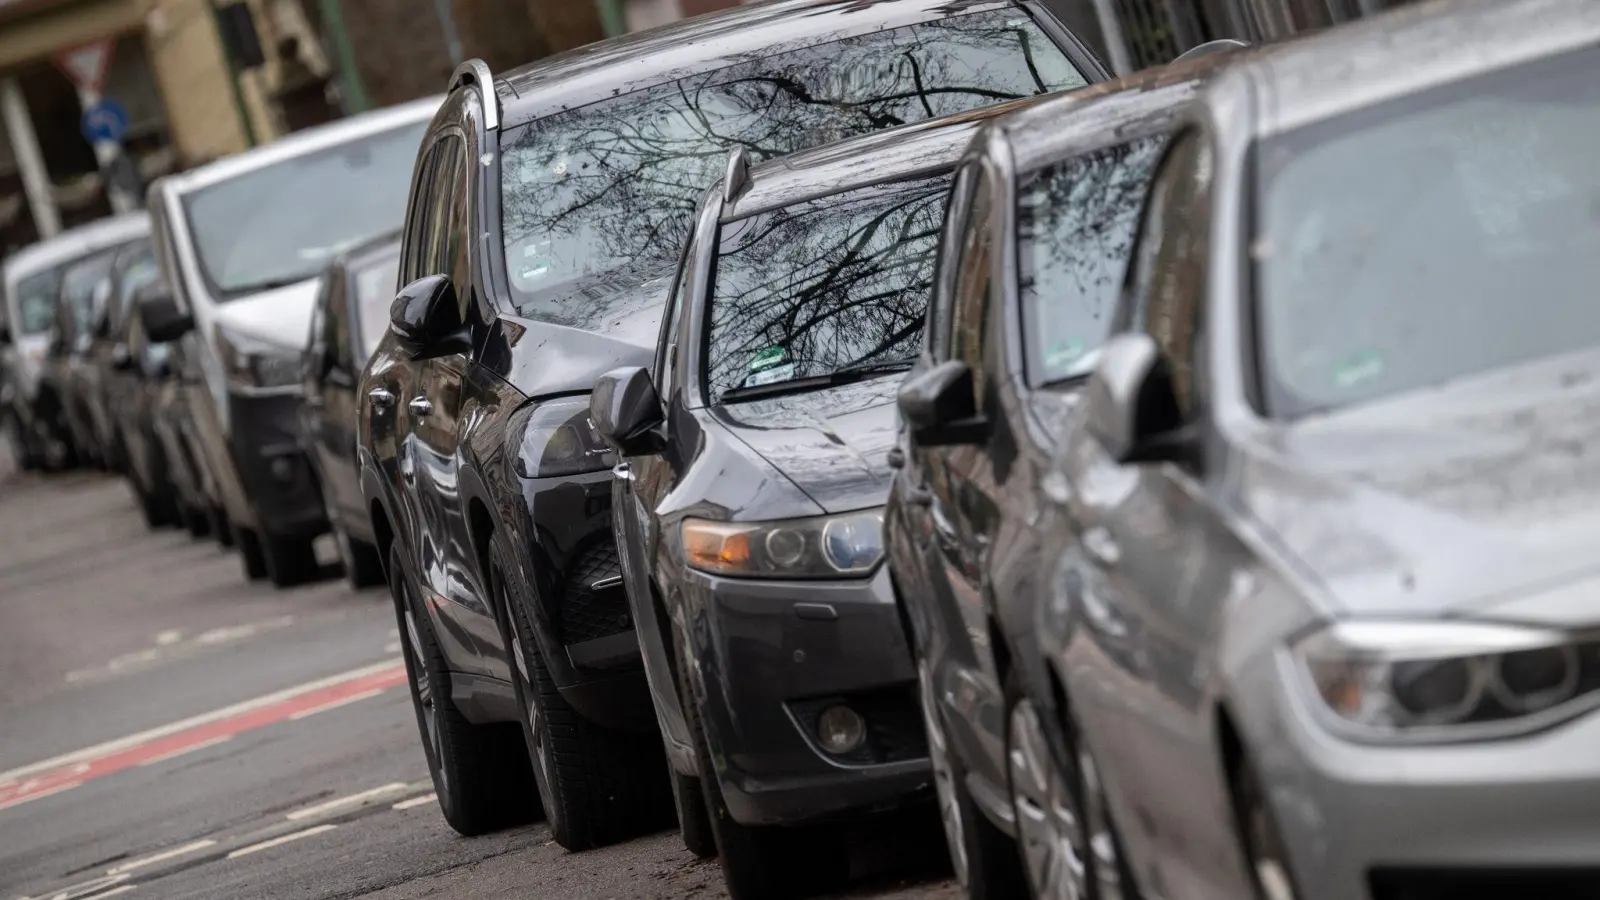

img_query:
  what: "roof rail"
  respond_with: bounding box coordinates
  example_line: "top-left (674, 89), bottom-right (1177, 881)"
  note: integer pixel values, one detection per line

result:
top-left (721, 146), bottom-right (751, 204)
top-left (450, 60), bottom-right (500, 131)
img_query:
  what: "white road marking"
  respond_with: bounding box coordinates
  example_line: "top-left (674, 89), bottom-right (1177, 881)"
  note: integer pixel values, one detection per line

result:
top-left (285, 688), bottom-right (385, 721)
top-left (63, 617), bottom-right (296, 684)
top-left (154, 631), bottom-right (183, 646)
top-left (0, 659), bottom-right (402, 786)
top-left (0, 779), bottom-right (82, 812)
top-left (135, 735), bottom-right (232, 768)
top-left (285, 783), bottom-right (409, 821)
top-left (225, 824), bottom-right (337, 859)
top-left (382, 640), bottom-right (402, 654)
top-left (391, 792), bottom-right (436, 811)
top-left (73, 886), bottom-right (136, 900)
top-left (26, 873), bottom-right (129, 900)
top-left (105, 840), bottom-right (216, 875)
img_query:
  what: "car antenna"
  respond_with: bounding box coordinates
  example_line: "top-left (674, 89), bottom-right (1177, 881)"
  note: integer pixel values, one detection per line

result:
top-left (722, 146), bottom-right (752, 205)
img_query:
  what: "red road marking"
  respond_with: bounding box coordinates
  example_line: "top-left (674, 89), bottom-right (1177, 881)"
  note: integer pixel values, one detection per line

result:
top-left (0, 663), bottom-right (406, 813)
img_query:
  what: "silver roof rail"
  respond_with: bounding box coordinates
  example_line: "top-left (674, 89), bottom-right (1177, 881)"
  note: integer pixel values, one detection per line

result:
top-left (722, 146), bottom-right (751, 204)
top-left (450, 60), bottom-right (500, 131)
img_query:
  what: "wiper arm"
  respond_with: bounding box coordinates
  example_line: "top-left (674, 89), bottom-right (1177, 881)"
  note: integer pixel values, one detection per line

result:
top-left (718, 355), bottom-right (917, 403)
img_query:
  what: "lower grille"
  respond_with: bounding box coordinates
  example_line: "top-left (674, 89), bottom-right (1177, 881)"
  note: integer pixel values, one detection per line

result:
top-left (558, 541), bottom-right (632, 645)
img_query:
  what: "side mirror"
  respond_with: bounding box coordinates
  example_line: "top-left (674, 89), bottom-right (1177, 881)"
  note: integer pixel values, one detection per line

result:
top-left (897, 360), bottom-right (987, 446)
top-left (111, 343), bottom-right (135, 371)
top-left (137, 284), bottom-right (193, 343)
top-left (389, 275), bottom-right (467, 357)
top-left (1084, 332), bottom-right (1197, 465)
top-left (591, 366), bottom-right (667, 457)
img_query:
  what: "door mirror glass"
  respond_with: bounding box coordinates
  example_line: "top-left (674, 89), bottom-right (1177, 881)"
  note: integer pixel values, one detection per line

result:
top-left (897, 359), bottom-right (986, 446)
top-left (591, 366), bottom-right (666, 457)
top-left (137, 284), bottom-right (194, 344)
top-left (389, 275), bottom-right (464, 356)
top-left (1084, 332), bottom-right (1195, 465)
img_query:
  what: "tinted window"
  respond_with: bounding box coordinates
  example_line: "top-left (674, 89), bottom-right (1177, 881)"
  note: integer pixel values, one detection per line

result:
top-left (13, 266), bottom-right (64, 335)
top-left (1017, 136), bottom-right (1165, 385)
top-left (500, 8), bottom-right (1086, 327)
top-left (183, 120), bottom-right (426, 298)
top-left (706, 175), bottom-right (949, 403)
top-left (1127, 131), bottom-right (1208, 421)
top-left (110, 246), bottom-right (158, 334)
top-left (1256, 47), bottom-right (1600, 417)
top-left (354, 252), bottom-right (401, 357)
top-left (61, 246), bottom-right (129, 336)
top-left (951, 167), bottom-right (995, 406)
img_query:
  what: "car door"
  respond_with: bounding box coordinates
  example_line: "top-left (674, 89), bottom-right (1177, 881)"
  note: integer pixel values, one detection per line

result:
top-left (302, 270), bottom-right (337, 512)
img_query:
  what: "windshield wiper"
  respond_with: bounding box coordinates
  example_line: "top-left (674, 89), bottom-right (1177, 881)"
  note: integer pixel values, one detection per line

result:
top-left (222, 276), bottom-right (311, 297)
top-left (719, 355), bottom-right (917, 404)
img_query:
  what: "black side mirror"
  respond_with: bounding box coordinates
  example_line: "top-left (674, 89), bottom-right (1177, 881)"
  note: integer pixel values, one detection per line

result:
top-left (390, 275), bottom-right (467, 358)
top-left (1084, 332), bottom-right (1197, 465)
top-left (897, 360), bottom-right (988, 446)
top-left (591, 366), bottom-right (667, 457)
top-left (137, 284), bottom-right (193, 343)
top-left (111, 343), bottom-right (135, 371)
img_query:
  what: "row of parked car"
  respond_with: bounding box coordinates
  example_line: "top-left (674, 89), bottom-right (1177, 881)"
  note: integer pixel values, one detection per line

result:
top-left (7, 0), bottom-right (1600, 897)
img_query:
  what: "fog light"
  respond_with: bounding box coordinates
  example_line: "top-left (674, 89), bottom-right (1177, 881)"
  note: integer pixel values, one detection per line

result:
top-left (816, 705), bottom-right (866, 755)
top-left (269, 457), bottom-right (295, 482)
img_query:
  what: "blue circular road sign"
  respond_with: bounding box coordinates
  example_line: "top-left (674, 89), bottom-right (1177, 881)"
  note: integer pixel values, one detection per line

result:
top-left (81, 98), bottom-right (129, 144)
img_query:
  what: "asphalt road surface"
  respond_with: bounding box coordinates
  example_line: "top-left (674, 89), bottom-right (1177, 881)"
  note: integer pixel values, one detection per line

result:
top-left (0, 452), bottom-right (956, 900)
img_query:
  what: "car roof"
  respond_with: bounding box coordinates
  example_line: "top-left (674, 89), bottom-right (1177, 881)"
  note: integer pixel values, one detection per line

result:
top-left (494, 0), bottom-right (1025, 125)
top-left (727, 97), bottom-right (1041, 221)
top-left (3, 212), bottom-right (151, 285)
top-left (1230, 0), bottom-right (1600, 137)
top-left (153, 96), bottom-right (443, 198)
top-left (997, 48), bottom-right (1243, 173)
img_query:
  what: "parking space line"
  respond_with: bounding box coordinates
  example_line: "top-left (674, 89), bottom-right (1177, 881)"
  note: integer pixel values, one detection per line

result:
top-left (105, 839), bottom-right (217, 875)
top-left (225, 825), bottom-right (337, 859)
top-left (76, 886), bottom-right (136, 900)
top-left (135, 736), bottom-right (232, 768)
top-left (285, 688), bottom-right (385, 721)
top-left (285, 783), bottom-right (409, 821)
top-left (391, 793), bottom-right (436, 811)
top-left (0, 779), bottom-right (82, 813)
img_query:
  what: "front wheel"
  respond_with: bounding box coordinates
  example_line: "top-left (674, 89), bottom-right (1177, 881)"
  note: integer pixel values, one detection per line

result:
top-left (493, 538), bottom-right (672, 851)
top-left (669, 759), bottom-right (717, 859)
top-left (333, 521), bottom-right (385, 590)
top-left (1235, 755), bottom-right (1300, 900)
top-left (390, 544), bottom-right (536, 836)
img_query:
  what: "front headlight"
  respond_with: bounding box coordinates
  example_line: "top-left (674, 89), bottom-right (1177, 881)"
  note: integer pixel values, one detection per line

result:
top-left (682, 509), bottom-right (884, 579)
top-left (217, 327), bottom-right (300, 390)
top-left (509, 396), bottom-right (614, 479)
top-left (1292, 620), bottom-right (1600, 741)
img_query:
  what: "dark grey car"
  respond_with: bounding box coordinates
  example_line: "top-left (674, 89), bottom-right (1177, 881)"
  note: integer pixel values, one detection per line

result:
top-left (1034, 2), bottom-right (1600, 899)
top-left (592, 108), bottom-right (1046, 897)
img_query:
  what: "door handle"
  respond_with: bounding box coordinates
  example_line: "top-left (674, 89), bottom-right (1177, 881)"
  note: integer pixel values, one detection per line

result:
top-left (367, 387), bottom-right (395, 409)
top-left (1082, 526), bottom-right (1121, 567)
top-left (612, 462), bottom-right (633, 482)
top-left (408, 396), bottom-right (433, 416)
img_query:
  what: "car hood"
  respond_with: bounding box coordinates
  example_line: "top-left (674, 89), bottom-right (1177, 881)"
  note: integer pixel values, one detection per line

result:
top-left (208, 279), bottom-right (321, 351)
top-left (496, 265), bottom-right (671, 399)
top-left (1238, 348), bottom-right (1600, 620)
top-left (713, 376), bottom-right (900, 515)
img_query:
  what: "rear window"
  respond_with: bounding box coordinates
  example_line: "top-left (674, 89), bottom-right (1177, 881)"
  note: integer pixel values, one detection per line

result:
top-left (706, 175), bottom-right (949, 403)
top-left (499, 6), bottom-right (1087, 328)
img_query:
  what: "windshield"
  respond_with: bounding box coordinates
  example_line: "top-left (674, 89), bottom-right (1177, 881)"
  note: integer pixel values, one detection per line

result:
top-left (354, 252), bottom-right (401, 357)
top-left (706, 175), bottom-right (948, 403)
top-left (1255, 46), bottom-right (1600, 417)
top-left (183, 120), bottom-right (426, 298)
top-left (1017, 135), bottom-right (1165, 385)
top-left (12, 266), bottom-right (65, 336)
top-left (110, 247), bottom-right (159, 335)
top-left (499, 7), bottom-right (1086, 327)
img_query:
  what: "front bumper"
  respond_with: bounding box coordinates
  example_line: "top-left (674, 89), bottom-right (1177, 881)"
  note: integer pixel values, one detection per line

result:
top-left (1249, 651), bottom-right (1600, 900)
top-left (686, 565), bottom-right (931, 827)
top-left (223, 390), bottom-right (326, 538)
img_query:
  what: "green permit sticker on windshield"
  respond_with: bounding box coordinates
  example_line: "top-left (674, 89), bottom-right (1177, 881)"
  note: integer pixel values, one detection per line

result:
top-left (745, 363), bottom-right (795, 388)
top-left (749, 346), bottom-right (787, 372)
top-left (1045, 339), bottom-right (1085, 370)
top-left (1333, 348), bottom-right (1385, 389)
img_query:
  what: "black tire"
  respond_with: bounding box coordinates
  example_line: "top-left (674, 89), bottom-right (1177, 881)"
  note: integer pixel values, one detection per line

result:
top-left (669, 759), bottom-right (718, 859)
top-left (491, 538), bottom-right (672, 851)
top-left (262, 533), bottom-right (321, 589)
top-left (389, 544), bottom-right (536, 836)
top-left (182, 504), bottom-right (212, 538)
top-left (211, 506), bottom-right (234, 548)
top-left (918, 655), bottom-right (1025, 900)
top-left (236, 526), bottom-right (268, 581)
top-left (334, 522), bottom-right (386, 590)
top-left (3, 412), bottom-right (42, 472)
top-left (137, 485), bottom-right (178, 530)
top-left (674, 622), bottom-right (848, 900)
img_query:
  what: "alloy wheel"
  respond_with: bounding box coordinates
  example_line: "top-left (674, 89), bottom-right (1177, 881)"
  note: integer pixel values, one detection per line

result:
top-left (1078, 741), bottom-right (1127, 900)
top-left (404, 606), bottom-right (446, 798)
top-left (918, 659), bottom-right (971, 889)
top-left (1008, 698), bottom-right (1088, 900)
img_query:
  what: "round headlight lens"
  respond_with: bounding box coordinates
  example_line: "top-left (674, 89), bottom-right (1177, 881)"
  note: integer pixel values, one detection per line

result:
top-left (1493, 646), bottom-right (1579, 713)
top-left (764, 528), bottom-right (806, 567)
top-left (1390, 657), bottom-right (1482, 723)
top-left (821, 513), bottom-right (883, 573)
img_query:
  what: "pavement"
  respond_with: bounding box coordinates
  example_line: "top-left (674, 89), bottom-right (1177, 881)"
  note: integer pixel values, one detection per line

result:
top-left (0, 451), bottom-right (957, 900)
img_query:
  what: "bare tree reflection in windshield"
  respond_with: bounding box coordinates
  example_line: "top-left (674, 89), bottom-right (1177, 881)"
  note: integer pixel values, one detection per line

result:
top-left (707, 176), bottom-right (949, 403)
top-left (499, 9), bottom-right (1088, 329)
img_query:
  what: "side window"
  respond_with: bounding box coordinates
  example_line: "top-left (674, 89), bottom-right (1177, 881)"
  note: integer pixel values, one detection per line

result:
top-left (423, 136), bottom-right (464, 278)
top-left (441, 134), bottom-right (472, 312)
top-left (928, 165), bottom-right (975, 360)
top-left (950, 165), bottom-right (995, 407)
top-left (655, 240), bottom-right (694, 393)
top-left (1126, 130), bottom-right (1212, 420)
top-left (401, 144), bottom-right (442, 285)
top-left (326, 270), bottom-right (354, 372)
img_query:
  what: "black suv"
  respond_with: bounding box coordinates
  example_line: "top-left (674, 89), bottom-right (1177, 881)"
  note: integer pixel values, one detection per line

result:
top-left (360, 0), bottom-right (1106, 849)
